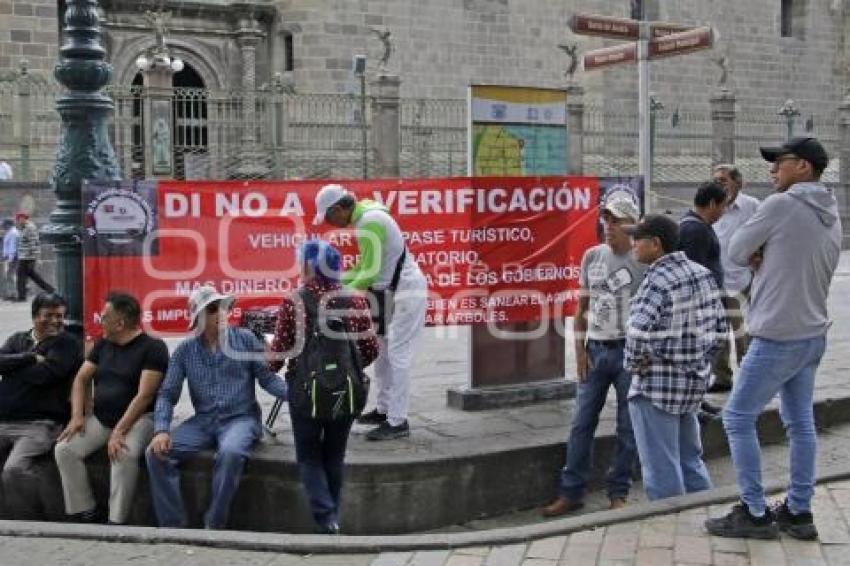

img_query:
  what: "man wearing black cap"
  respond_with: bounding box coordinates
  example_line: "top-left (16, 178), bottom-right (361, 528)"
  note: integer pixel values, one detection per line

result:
top-left (625, 214), bottom-right (727, 502)
top-left (706, 137), bottom-right (841, 541)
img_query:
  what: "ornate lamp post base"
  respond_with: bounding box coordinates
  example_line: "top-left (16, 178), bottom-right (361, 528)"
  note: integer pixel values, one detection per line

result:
top-left (45, 0), bottom-right (120, 332)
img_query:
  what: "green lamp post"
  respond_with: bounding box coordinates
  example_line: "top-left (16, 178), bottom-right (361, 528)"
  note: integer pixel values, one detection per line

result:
top-left (43, 0), bottom-right (121, 332)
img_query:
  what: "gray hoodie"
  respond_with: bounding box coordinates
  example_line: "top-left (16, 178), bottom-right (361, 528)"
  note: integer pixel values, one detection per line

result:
top-left (728, 182), bottom-right (841, 341)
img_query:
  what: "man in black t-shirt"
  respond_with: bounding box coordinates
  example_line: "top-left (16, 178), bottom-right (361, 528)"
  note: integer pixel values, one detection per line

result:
top-left (54, 292), bottom-right (168, 524)
top-left (0, 292), bottom-right (81, 519)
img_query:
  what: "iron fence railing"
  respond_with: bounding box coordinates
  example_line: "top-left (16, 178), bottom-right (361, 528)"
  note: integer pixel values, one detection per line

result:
top-left (0, 74), bottom-right (845, 185)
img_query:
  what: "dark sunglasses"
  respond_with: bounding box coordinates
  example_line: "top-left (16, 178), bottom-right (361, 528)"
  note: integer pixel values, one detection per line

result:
top-left (205, 302), bottom-right (220, 314)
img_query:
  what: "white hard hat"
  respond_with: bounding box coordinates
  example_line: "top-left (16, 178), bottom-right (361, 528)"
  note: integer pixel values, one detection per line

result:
top-left (313, 184), bottom-right (350, 226)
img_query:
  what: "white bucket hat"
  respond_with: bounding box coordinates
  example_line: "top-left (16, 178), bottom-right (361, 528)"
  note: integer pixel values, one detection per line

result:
top-left (187, 285), bottom-right (234, 330)
top-left (313, 183), bottom-right (350, 226)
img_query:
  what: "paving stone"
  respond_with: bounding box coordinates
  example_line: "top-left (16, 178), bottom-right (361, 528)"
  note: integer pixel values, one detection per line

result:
top-left (517, 560), bottom-right (554, 566)
top-left (673, 534), bottom-right (712, 565)
top-left (483, 544), bottom-right (525, 566)
top-left (638, 519), bottom-right (676, 548)
top-left (747, 539), bottom-right (788, 566)
top-left (557, 542), bottom-right (600, 565)
top-left (455, 547), bottom-right (490, 557)
top-left (371, 552), bottom-right (414, 566)
top-left (568, 527), bottom-right (605, 545)
top-left (822, 543), bottom-right (850, 566)
top-left (409, 550), bottom-right (450, 566)
top-left (301, 554), bottom-right (375, 566)
top-left (525, 536), bottom-right (566, 560)
top-left (598, 529), bottom-right (638, 562)
top-left (712, 552), bottom-right (751, 566)
top-left (444, 553), bottom-right (484, 566)
top-left (634, 547), bottom-right (673, 566)
top-left (710, 535), bottom-right (749, 554)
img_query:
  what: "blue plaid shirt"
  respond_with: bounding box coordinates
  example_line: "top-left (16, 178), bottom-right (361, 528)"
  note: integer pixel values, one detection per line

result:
top-left (154, 328), bottom-right (287, 433)
top-left (625, 251), bottom-right (728, 415)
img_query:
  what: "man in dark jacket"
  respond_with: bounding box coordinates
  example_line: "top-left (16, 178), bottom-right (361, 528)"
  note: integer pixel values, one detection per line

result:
top-left (0, 292), bottom-right (82, 518)
top-left (678, 181), bottom-right (728, 420)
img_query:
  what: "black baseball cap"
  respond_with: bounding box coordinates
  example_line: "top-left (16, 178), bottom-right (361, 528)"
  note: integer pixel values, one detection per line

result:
top-left (760, 136), bottom-right (829, 174)
top-left (625, 214), bottom-right (679, 253)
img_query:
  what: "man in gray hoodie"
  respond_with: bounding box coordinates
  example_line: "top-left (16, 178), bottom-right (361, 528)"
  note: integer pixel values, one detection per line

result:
top-left (706, 137), bottom-right (841, 541)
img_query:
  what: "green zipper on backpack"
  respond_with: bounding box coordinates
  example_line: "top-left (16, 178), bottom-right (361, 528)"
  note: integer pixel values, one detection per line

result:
top-left (311, 379), bottom-right (318, 418)
top-left (347, 375), bottom-right (354, 414)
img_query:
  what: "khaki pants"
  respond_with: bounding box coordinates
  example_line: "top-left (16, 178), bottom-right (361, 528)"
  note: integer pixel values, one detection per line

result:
top-left (712, 290), bottom-right (751, 387)
top-left (54, 414), bottom-right (154, 524)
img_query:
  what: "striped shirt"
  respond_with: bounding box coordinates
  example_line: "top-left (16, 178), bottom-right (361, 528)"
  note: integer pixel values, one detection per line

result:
top-left (16, 221), bottom-right (40, 260)
top-left (625, 251), bottom-right (728, 415)
top-left (153, 327), bottom-right (288, 433)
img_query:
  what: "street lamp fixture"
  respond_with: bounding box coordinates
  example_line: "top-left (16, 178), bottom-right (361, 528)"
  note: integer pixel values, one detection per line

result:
top-left (134, 52), bottom-right (184, 73)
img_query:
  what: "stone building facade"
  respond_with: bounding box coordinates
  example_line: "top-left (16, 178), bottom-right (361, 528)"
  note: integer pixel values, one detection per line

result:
top-left (1, 0), bottom-right (847, 107)
top-left (1, 0), bottom-right (849, 185)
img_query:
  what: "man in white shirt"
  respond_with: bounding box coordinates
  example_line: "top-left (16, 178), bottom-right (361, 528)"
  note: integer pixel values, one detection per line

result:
top-left (709, 164), bottom-right (760, 392)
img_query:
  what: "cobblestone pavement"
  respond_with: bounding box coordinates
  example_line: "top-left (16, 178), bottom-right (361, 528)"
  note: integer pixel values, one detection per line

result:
top-left (3, 422), bottom-right (850, 565)
top-left (2, 478), bottom-right (850, 565)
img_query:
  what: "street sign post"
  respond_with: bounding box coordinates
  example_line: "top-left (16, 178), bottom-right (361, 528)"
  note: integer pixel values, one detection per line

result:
top-left (570, 14), bottom-right (714, 212)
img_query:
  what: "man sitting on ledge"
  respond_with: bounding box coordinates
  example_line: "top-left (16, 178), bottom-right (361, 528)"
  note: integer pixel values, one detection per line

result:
top-left (55, 292), bottom-right (168, 524)
top-left (0, 292), bottom-right (81, 518)
top-left (145, 285), bottom-right (288, 530)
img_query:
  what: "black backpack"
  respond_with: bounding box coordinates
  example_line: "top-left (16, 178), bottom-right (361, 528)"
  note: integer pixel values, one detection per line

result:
top-left (288, 288), bottom-right (370, 420)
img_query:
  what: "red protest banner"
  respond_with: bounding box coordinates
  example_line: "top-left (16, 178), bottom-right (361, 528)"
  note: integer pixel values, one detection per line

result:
top-left (82, 176), bottom-right (606, 338)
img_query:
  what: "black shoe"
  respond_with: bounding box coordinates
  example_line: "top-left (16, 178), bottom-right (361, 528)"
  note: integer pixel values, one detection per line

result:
top-left (315, 522), bottom-right (340, 535)
top-left (707, 382), bottom-right (732, 393)
top-left (69, 506), bottom-right (106, 524)
top-left (357, 408), bottom-right (388, 425)
top-left (705, 502), bottom-right (779, 539)
top-left (701, 400), bottom-right (722, 415)
top-left (773, 499), bottom-right (818, 540)
top-left (366, 420), bottom-right (410, 441)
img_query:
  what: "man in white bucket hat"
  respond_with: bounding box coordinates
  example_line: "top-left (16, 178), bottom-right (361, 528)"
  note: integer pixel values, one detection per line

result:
top-left (145, 284), bottom-right (288, 529)
top-left (314, 184), bottom-right (427, 441)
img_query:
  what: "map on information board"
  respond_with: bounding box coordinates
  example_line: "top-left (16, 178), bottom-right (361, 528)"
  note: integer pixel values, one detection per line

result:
top-left (469, 85), bottom-right (568, 176)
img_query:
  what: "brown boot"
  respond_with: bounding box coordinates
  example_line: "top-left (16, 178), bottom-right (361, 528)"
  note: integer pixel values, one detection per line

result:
top-left (609, 497), bottom-right (627, 510)
top-left (542, 496), bottom-right (584, 517)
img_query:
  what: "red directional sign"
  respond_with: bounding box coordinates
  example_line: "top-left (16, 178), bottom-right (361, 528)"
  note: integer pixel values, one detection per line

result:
top-left (650, 22), bottom-right (694, 38)
top-left (570, 13), bottom-right (639, 40)
top-left (582, 43), bottom-right (638, 71)
top-left (648, 26), bottom-right (713, 59)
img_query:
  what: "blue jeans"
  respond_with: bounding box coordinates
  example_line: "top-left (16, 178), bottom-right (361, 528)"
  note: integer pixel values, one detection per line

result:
top-left (629, 395), bottom-right (712, 501)
top-left (722, 335), bottom-right (825, 516)
top-left (145, 414), bottom-right (260, 529)
top-left (559, 340), bottom-right (636, 501)
top-left (290, 415), bottom-right (353, 530)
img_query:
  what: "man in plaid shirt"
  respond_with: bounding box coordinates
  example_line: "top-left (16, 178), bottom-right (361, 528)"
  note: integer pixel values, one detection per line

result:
top-left (625, 214), bottom-right (727, 501)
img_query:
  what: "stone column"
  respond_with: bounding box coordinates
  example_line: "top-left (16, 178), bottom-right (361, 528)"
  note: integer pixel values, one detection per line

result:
top-left (838, 93), bottom-right (850, 197)
top-left (370, 74), bottom-right (401, 178)
top-left (44, 0), bottom-right (121, 331)
top-left (710, 88), bottom-right (736, 166)
top-left (141, 62), bottom-right (175, 179)
top-left (16, 62), bottom-right (32, 181)
top-left (234, 19), bottom-right (267, 179)
top-left (565, 84), bottom-right (584, 175)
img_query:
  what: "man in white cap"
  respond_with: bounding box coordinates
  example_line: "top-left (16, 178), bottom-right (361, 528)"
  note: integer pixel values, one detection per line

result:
top-left (543, 193), bottom-right (646, 516)
top-left (313, 184), bottom-right (427, 441)
top-left (145, 285), bottom-right (288, 529)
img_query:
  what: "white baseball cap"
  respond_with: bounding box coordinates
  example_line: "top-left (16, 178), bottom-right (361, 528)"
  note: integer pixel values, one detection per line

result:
top-left (187, 285), bottom-right (234, 330)
top-left (603, 194), bottom-right (640, 222)
top-left (313, 183), bottom-right (350, 226)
